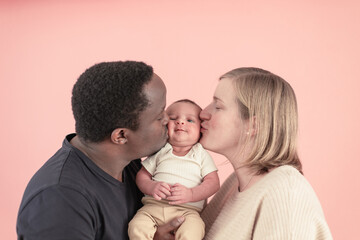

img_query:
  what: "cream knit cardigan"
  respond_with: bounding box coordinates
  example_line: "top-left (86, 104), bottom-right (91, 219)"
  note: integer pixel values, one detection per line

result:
top-left (201, 165), bottom-right (332, 239)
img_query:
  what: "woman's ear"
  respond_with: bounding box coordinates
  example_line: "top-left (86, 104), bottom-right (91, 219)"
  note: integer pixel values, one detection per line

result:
top-left (248, 116), bottom-right (257, 136)
top-left (111, 129), bottom-right (128, 144)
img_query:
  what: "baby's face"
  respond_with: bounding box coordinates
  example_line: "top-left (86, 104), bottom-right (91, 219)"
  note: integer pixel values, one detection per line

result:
top-left (166, 102), bottom-right (201, 148)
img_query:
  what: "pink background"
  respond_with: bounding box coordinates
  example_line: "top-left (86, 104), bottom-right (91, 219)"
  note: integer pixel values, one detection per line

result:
top-left (1, 1), bottom-right (359, 239)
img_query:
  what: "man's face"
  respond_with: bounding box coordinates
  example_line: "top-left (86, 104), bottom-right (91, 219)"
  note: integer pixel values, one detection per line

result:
top-left (127, 73), bottom-right (169, 157)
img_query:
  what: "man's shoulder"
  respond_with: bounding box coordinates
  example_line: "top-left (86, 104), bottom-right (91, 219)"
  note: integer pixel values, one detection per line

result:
top-left (16, 183), bottom-right (97, 239)
top-left (18, 137), bottom-right (88, 211)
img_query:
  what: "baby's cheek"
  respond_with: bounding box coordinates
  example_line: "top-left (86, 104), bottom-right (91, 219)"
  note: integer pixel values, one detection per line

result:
top-left (167, 122), bottom-right (174, 131)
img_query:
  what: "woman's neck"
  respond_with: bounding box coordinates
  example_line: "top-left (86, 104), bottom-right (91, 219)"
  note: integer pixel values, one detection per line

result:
top-left (234, 166), bottom-right (269, 192)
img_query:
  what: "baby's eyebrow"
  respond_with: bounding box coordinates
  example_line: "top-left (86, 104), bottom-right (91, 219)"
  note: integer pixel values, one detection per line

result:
top-left (186, 114), bottom-right (201, 120)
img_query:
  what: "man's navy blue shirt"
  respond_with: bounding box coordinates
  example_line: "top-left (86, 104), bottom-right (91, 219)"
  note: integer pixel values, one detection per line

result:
top-left (17, 134), bottom-right (143, 240)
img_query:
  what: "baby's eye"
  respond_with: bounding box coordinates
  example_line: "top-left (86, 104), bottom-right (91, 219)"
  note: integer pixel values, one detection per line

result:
top-left (187, 119), bottom-right (195, 123)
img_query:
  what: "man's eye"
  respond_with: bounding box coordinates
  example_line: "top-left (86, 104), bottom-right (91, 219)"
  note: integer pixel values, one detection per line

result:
top-left (158, 114), bottom-right (165, 120)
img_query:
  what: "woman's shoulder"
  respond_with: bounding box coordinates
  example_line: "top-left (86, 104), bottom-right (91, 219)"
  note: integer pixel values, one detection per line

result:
top-left (270, 164), bottom-right (301, 175)
top-left (208, 172), bottom-right (238, 202)
top-left (223, 171), bottom-right (238, 187)
top-left (261, 165), bottom-right (323, 207)
top-left (265, 165), bottom-right (306, 187)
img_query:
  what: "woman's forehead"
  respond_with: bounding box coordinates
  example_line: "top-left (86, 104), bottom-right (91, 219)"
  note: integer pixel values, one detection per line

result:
top-left (214, 78), bottom-right (236, 101)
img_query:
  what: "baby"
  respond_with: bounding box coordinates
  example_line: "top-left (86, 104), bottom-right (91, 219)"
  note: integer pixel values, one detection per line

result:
top-left (128, 99), bottom-right (220, 240)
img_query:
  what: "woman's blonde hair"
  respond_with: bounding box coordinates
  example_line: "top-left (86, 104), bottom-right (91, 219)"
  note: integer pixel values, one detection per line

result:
top-left (220, 67), bottom-right (302, 174)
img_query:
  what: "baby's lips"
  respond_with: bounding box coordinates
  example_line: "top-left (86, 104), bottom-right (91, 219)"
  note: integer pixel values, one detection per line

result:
top-left (175, 128), bottom-right (185, 132)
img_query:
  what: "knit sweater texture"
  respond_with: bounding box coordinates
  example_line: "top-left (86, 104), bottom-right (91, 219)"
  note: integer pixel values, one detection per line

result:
top-left (201, 165), bottom-right (332, 240)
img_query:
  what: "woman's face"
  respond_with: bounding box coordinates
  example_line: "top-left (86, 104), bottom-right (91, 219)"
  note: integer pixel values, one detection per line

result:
top-left (200, 78), bottom-right (247, 159)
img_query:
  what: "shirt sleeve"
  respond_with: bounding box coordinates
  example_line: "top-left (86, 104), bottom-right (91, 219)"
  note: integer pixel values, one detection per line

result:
top-left (197, 143), bottom-right (218, 178)
top-left (141, 155), bottom-right (158, 176)
top-left (141, 143), bottom-right (171, 175)
top-left (17, 185), bottom-right (96, 240)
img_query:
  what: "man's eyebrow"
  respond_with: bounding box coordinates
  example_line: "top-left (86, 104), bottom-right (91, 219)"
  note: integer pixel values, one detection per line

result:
top-left (157, 105), bottom-right (166, 115)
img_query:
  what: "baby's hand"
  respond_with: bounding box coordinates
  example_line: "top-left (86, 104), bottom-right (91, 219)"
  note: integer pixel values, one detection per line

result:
top-left (151, 182), bottom-right (171, 200)
top-left (167, 183), bottom-right (193, 205)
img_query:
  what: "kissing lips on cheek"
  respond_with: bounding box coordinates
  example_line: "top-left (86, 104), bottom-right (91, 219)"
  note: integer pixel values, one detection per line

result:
top-left (200, 123), bottom-right (208, 134)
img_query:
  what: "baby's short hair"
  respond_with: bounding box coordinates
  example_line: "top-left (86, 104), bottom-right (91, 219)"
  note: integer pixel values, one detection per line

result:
top-left (171, 99), bottom-right (202, 110)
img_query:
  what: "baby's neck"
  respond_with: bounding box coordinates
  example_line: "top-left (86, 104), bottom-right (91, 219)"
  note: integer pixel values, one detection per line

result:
top-left (171, 145), bottom-right (194, 156)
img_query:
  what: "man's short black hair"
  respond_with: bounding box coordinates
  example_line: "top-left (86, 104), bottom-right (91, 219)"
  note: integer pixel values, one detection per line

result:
top-left (71, 61), bottom-right (154, 142)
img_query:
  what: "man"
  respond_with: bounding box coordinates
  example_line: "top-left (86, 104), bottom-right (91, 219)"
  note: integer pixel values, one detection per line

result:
top-left (17, 61), bottom-right (183, 240)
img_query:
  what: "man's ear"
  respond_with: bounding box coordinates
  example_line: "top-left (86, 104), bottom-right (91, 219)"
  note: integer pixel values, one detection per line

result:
top-left (111, 128), bottom-right (128, 144)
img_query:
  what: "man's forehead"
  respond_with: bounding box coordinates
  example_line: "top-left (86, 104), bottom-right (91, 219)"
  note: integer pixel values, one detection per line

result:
top-left (143, 99), bottom-right (165, 115)
top-left (143, 75), bottom-right (166, 98)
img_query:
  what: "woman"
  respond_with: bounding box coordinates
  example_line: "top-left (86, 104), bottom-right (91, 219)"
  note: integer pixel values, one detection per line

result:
top-left (200, 68), bottom-right (332, 239)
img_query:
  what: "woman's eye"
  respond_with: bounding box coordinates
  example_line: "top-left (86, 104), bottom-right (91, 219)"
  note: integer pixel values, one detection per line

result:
top-left (213, 102), bottom-right (221, 110)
